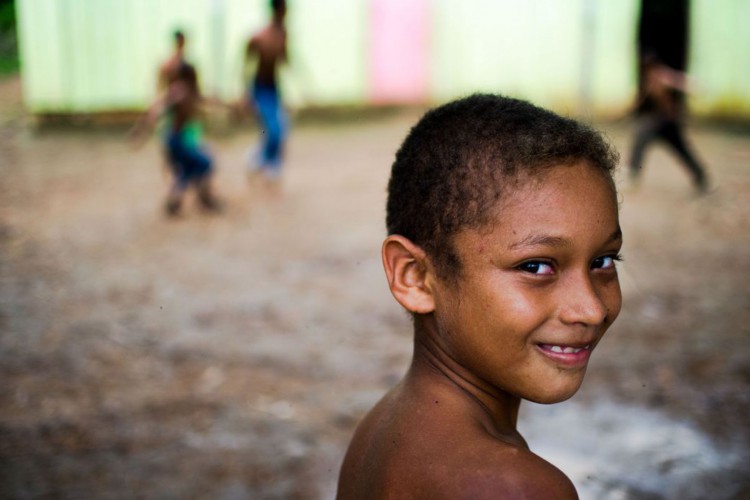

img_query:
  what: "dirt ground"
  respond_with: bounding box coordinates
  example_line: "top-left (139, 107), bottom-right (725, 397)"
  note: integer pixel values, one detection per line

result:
top-left (1, 75), bottom-right (749, 499)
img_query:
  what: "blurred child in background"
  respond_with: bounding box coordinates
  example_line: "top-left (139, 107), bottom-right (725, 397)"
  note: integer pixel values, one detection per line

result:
top-left (132, 61), bottom-right (223, 216)
top-left (629, 52), bottom-right (710, 194)
top-left (243, 0), bottom-right (289, 191)
top-left (157, 30), bottom-right (187, 93)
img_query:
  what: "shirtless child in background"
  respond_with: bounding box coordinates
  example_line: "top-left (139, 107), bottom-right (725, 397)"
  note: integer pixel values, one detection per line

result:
top-left (337, 94), bottom-right (624, 499)
top-left (133, 62), bottom-right (222, 216)
top-left (244, 0), bottom-right (288, 186)
top-left (157, 30), bottom-right (186, 93)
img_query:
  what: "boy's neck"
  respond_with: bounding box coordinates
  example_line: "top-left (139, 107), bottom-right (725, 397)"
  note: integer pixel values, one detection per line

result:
top-left (409, 319), bottom-right (524, 439)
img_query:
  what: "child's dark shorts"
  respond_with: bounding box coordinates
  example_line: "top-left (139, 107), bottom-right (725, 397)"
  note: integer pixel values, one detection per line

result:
top-left (166, 132), bottom-right (212, 187)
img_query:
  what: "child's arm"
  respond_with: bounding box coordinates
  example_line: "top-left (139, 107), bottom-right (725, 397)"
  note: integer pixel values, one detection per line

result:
top-left (127, 92), bottom-right (168, 148)
top-left (199, 94), bottom-right (246, 125)
top-left (243, 36), bottom-right (259, 85)
top-left (656, 65), bottom-right (695, 94)
top-left (238, 36), bottom-right (259, 111)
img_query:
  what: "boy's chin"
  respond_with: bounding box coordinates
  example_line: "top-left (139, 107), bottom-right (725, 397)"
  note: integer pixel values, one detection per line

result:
top-left (529, 393), bottom-right (577, 405)
top-left (524, 381), bottom-right (584, 405)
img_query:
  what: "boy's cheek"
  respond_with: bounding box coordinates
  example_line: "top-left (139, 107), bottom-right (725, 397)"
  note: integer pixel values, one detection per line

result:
top-left (604, 282), bottom-right (623, 327)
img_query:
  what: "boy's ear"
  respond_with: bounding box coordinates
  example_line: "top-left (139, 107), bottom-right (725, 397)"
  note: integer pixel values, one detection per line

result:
top-left (382, 235), bottom-right (435, 314)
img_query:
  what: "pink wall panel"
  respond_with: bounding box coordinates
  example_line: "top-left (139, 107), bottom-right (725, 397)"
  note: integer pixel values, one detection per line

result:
top-left (369, 0), bottom-right (430, 104)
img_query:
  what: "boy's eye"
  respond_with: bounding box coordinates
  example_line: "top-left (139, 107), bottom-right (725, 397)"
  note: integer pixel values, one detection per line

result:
top-left (591, 254), bottom-right (622, 270)
top-left (517, 261), bottom-right (555, 275)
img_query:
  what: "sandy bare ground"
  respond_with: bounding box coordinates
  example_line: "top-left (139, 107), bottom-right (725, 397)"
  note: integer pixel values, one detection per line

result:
top-left (1, 76), bottom-right (749, 499)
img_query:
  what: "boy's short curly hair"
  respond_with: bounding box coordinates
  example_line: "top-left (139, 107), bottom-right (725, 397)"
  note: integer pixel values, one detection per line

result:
top-left (386, 93), bottom-right (619, 281)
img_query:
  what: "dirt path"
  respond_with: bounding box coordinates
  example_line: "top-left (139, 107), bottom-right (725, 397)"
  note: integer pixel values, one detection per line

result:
top-left (1, 77), bottom-right (749, 498)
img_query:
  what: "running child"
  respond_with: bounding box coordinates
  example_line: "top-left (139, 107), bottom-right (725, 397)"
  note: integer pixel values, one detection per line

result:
top-left (337, 94), bottom-right (624, 498)
top-left (132, 61), bottom-right (222, 216)
top-left (243, 0), bottom-right (289, 188)
top-left (629, 52), bottom-right (710, 193)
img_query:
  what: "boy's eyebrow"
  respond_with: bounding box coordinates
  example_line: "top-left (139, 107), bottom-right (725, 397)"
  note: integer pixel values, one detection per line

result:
top-left (609, 227), bottom-right (623, 243)
top-left (508, 227), bottom-right (623, 250)
top-left (509, 235), bottom-right (571, 250)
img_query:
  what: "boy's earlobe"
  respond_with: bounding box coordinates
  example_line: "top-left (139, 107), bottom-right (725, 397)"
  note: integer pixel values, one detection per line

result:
top-left (382, 235), bottom-right (436, 314)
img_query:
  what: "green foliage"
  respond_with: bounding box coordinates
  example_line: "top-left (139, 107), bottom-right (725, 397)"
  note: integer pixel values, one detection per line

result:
top-left (0, 58), bottom-right (17, 74)
top-left (0, 0), bottom-right (17, 74)
top-left (0, 0), bottom-right (16, 31)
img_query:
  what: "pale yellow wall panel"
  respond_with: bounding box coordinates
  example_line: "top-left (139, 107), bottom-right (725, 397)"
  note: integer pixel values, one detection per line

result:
top-left (588, 0), bottom-right (639, 117)
top-left (15, 0), bottom-right (750, 117)
top-left (690, 0), bottom-right (750, 117)
top-left (17, 0), bottom-right (66, 110)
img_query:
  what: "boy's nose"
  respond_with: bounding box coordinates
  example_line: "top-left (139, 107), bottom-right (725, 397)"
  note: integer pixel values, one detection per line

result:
top-left (559, 273), bottom-right (608, 327)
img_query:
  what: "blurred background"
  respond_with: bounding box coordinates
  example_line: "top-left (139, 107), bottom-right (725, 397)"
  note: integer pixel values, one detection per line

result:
top-left (13, 0), bottom-right (750, 117)
top-left (1, 0), bottom-right (749, 499)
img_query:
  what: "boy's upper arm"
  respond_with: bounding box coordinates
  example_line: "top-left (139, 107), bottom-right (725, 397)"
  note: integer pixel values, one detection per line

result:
top-left (444, 452), bottom-right (578, 500)
top-left (469, 469), bottom-right (576, 499)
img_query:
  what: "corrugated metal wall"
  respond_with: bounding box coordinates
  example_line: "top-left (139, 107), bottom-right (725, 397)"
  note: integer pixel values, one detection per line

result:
top-left (690, 0), bottom-right (750, 117)
top-left (429, 0), bottom-right (639, 116)
top-left (15, 0), bottom-right (750, 118)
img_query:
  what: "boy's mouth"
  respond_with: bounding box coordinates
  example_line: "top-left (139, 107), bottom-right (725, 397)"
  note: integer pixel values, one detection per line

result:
top-left (540, 344), bottom-right (590, 354)
top-left (537, 343), bottom-right (593, 366)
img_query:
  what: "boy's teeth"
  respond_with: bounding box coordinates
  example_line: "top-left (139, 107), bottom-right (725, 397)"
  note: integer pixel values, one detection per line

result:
top-left (549, 345), bottom-right (585, 354)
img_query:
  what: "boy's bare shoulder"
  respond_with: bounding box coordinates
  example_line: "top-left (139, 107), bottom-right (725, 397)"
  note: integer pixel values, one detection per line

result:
top-left (339, 388), bottom-right (577, 499)
top-left (439, 442), bottom-right (579, 499)
top-left (341, 430), bottom-right (577, 499)
top-left (385, 428), bottom-right (577, 500)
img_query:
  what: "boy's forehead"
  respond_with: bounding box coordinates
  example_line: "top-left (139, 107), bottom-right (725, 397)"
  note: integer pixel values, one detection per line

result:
top-left (500, 162), bottom-right (615, 205)
top-left (460, 162), bottom-right (618, 245)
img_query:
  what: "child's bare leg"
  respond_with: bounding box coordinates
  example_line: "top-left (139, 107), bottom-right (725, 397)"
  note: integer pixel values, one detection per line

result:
top-left (263, 174), bottom-right (283, 198)
top-left (197, 177), bottom-right (223, 212)
top-left (165, 183), bottom-right (186, 216)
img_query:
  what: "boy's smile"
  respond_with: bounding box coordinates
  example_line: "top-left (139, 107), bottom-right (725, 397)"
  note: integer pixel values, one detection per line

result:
top-left (536, 342), bottom-right (593, 367)
top-left (426, 161), bottom-right (622, 405)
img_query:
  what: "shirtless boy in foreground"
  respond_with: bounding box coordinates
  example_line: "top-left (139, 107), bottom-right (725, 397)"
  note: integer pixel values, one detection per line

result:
top-left (337, 94), bottom-right (623, 499)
